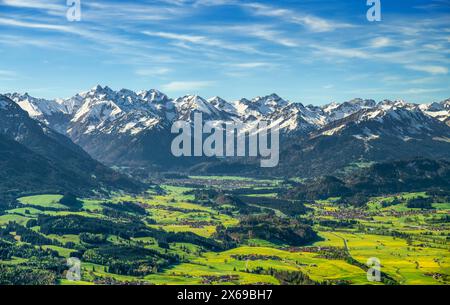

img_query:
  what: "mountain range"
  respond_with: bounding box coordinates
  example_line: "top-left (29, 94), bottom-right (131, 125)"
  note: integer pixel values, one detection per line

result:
top-left (3, 86), bottom-right (450, 177)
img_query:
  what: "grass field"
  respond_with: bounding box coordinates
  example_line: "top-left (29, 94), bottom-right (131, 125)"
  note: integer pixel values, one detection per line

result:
top-left (145, 246), bottom-right (368, 285)
top-left (1, 180), bottom-right (449, 285)
top-left (18, 194), bottom-right (65, 209)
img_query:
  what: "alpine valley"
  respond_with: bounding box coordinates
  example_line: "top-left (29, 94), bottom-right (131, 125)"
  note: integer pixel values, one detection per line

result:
top-left (0, 86), bottom-right (449, 285)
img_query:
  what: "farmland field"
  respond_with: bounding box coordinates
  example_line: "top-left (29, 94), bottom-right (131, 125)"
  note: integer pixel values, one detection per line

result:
top-left (0, 177), bottom-right (448, 285)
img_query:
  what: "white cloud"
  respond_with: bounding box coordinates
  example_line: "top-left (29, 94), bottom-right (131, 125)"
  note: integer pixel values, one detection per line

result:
top-left (161, 81), bottom-right (215, 91)
top-left (0, 17), bottom-right (170, 63)
top-left (423, 43), bottom-right (443, 50)
top-left (370, 37), bottom-right (392, 48)
top-left (142, 30), bottom-right (262, 54)
top-left (196, 24), bottom-right (298, 48)
top-left (0, 17), bottom-right (74, 33)
top-left (83, 2), bottom-right (184, 22)
top-left (242, 3), bottom-right (353, 32)
top-left (0, 0), bottom-right (64, 13)
top-left (194, 1), bottom-right (353, 32)
top-left (233, 25), bottom-right (298, 47)
top-left (193, 0), bottom-right (237, 6)
top-left (400, 88), bottom-right (446, 95)
top-left (135, 68), bottom-right (171, 76)
top-left (312, 45), bottom-right (370, 59)
top-left (408, 77), bottom-right (436, 84)
top-left (406, 65), bottom-right (448, 75)
top-left (143, 31), bottom-right (207, 44)
top-left (0, 34), bottom-right (70, 49)
top-left (230, 62), bottom-right (272, 69)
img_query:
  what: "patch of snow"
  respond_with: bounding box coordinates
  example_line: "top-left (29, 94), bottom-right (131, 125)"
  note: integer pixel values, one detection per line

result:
top-left (322, 125), bottom-right (345, 136)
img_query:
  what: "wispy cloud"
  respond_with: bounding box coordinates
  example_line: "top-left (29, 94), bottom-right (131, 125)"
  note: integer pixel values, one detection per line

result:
top-left (0, 34), bottom-right (72, 49)
top-left (0, 17), bottom-right (74, 33)
top-left (162, 80), bottom-right (215, 92)
top-left (135, 68), bottom-right (171, 76)
top-left (312, 45), bottom-right (370, 59)
top-left (251, 31), bottom-right (298, 47)
top-left (406, 65), bottom-right (448, 75)
top-left (202, 24), bottom-right (299, 47)
top-left (143, 31), bottom-right (209, 44)
top-left (369, 37), bottom-right (392, 48)
top-left (194, 0), bottom-right (354, 32)
top-left (142, 30), bottom-right (261, 54)
top-left (83, 1), bottom-right (185, 22)
top-left (0, 0), bottom-right (64, 14)
top-left (230, 62), bottom-right (273, 69)
top-left (241, 2), bottom-right (354, 32)
top-left (0, 16), bottom-right (175, 65)
top-left (400, 88), bottom-right (446, 94)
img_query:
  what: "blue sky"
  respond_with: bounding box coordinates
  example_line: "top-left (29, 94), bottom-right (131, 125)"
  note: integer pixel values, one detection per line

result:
top-left (0, 0), bottom-right (449, 105)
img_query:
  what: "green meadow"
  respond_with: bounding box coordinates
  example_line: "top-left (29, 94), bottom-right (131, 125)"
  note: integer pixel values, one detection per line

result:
top-left (0, 179), bottom-right (448, 285)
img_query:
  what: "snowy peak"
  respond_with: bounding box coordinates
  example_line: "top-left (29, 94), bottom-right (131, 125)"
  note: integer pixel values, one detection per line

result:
top-left (235, 93), bottom-right (290, 119)
top-left (59, 94), bottom-right (84, 115)
top-left (5, 92), bottom-right (66, 118)
top-left (71, 86), bottom-right (124, 124)
top-left (251, 93), bottom-right (289, 111)
top-left (254, 93), bottom-right (288, 105)
top-left (70, 86), bottom-right (162, 126)
top-left (322, 98), bottom-right (376, 122)
top-left (75, 85), bottom-right (117, 106)
top-left (284, 102), bottom-right (327, 126)
top-left (208, 96), bottom-right (237, 115)
top-left (138, 89), bottom-right (169, 104)
top-left (72, 98), bottom-right (123, 124)
top-left (266, 102), bottom-right (318, 133)
top-left (208, 96), bottom-right (228, 107)
top-left (418, 98), bottom-right (450, 122)
top-left (348, 98), bottom-right (376, 107)
top-left (85, 85), bottom-right (115, 97)
top-left (173, 95), bottom-right (223, 120)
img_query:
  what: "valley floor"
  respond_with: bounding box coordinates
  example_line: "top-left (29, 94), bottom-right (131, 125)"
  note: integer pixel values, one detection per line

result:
top-left (0, 177), bottom-right (448, 285)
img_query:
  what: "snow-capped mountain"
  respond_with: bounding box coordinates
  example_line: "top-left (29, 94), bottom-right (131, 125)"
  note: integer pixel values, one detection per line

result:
top-left (208, 96), bottom-right (239, 117)
top-left (266, 102), bottom-right (324, 134)
top-left (322, 98), bottom-right (377, 123)
top-left (317, 102), bottom-right (446, 139)
top-left (172, 95), bottom-right (227, 121)
top-left (8, 87), bottom-right (449, 138)
top-left (4, 86), bottom-right (450, 174)
top-left (5, 92), bottom-right (66, 118)
top-left (234, 93), bottom-right (289, 121)
top-left (419, 99), bottom-right (450, 125)
top-left (0, 94), bottom-right (142, 192)
top-left (275, 102), bottom-right (450, 177)
top-left (4, 92), bottom-right (72, 134)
